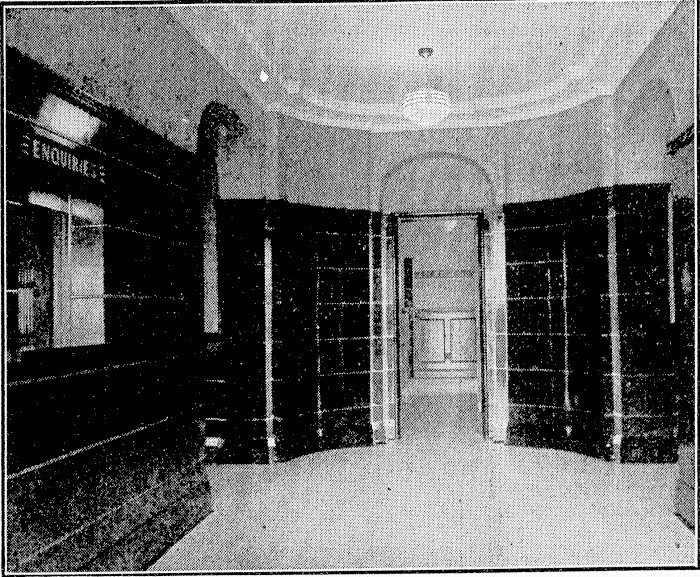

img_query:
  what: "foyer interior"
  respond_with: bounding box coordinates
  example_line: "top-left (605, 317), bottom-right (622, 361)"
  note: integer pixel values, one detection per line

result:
top-left (3, 1), bottom-right (696, 572)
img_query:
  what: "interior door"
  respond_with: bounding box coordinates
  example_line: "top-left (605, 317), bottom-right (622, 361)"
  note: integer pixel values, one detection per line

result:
top-left (399, 216), bottom-right (482, 382)
top-left (414, 309), bottom-right (478, 377)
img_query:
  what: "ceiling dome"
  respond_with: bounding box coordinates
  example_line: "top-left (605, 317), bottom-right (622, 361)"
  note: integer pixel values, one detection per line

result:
top-left (169, 2), bottom-right (678, 131)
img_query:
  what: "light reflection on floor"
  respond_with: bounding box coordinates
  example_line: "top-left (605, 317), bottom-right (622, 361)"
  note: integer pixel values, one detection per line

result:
top-left (150, 391), bottom-right (694, 571)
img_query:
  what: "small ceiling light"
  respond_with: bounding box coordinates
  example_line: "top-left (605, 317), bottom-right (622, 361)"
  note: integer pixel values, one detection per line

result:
top-left (259, 69), bottom-right (269, 83)
top-left (403, 47), bottom-right (451, 127)
top-left (35, 94), bottom-right (101, 148)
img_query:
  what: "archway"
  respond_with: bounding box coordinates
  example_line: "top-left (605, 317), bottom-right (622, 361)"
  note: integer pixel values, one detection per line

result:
top-left (382, 153), bottom-right (504, 443)
top-left (616, 77), bottom-right (676, 184)
top-left (381, 151), bottom-right (498, 216)
top-left (196, 102), bottom-right (246, 334)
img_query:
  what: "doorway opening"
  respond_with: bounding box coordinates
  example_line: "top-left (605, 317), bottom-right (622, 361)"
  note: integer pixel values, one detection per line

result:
top-left (396, 213), bottom-right (486, 442)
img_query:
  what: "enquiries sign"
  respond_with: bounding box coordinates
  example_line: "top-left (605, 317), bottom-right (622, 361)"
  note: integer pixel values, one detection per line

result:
top-left (20, 131), bottom-right (107, 184)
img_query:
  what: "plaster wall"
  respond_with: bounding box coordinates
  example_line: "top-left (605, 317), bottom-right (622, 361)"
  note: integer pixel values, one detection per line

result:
top-left (5, 7), bottom-right (256, 153)
top-left (613, 0), bottom-right (695, 186)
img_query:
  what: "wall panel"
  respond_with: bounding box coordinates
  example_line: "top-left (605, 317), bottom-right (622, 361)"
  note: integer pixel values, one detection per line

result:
top-left (504, 186), bottom-right (680, 462)
top-left (5, 48), bottom-right (209, 572)
top-left (211, 201), bottom-right (387, 461)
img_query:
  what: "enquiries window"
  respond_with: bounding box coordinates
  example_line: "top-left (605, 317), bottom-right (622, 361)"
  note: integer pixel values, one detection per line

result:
top-left (8, 190), bottom-right (105, 357)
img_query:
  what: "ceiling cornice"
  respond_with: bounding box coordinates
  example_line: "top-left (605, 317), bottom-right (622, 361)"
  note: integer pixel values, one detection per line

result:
top-left (167, 3), bottom-right (671, 133)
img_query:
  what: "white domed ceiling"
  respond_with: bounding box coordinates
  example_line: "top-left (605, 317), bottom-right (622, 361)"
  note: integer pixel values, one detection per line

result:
top-left (169, 1), bottom-right (678, 131)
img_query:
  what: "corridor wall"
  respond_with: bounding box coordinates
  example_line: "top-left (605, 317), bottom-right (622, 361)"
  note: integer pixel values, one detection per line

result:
top-left (5, 48), bottom-right (209, 572)
top-left (505, 185), bottom-right (678, 463)
top-left (207, 200), bottom-right (397, 463)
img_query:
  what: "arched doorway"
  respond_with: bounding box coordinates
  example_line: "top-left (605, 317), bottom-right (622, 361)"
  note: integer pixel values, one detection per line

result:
top-left (382, 153), bottom-right (497, 442)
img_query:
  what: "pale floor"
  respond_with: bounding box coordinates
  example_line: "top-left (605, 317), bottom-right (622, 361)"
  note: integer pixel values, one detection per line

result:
top-left (150, 388), bottom-right (695, 571)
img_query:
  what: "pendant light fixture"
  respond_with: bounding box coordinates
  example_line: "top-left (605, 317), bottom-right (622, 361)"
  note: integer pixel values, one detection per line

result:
top-left (402, 47), bottom-right (451, 127)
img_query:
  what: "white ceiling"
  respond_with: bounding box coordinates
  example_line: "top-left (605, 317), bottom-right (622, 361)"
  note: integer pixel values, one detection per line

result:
top-left (169, 2), bottom-right (678, 131)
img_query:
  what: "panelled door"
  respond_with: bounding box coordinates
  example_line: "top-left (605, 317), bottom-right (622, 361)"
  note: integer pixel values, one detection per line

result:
top-left (414, 308), bottom-right (479, 377)
top-left (399, 216), bottom-right (481, 381)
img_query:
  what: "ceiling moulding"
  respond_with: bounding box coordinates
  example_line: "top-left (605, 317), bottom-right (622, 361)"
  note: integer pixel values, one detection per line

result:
top-left (166, 4), bottom-right (670, 133)
top-left (268, 86), bottom-right (611, 134)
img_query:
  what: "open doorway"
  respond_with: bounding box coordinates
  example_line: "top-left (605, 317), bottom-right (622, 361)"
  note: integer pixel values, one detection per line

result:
top-left (397, 214), bottom-right (485, 441)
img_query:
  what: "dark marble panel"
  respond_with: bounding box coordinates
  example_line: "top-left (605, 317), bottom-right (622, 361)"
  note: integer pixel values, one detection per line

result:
top-left (318, 340), bottom-right (344, 375)
top-left (600, 375), bottom-right (615, 414)
top-left (617, 294), bottom-right (668, 334)
top-left (317, 267), bottom-right (342, 302)
top-left (593, 334), bottom-right (612, 374)
top-left (567, 334), bottom-right (600, 374)
top-left (567, 188), bottom-right (609, 218)
top-left (507, 405), bottom-right (567, 449)
top-left (508, 299), bottom-right (564, 334)
top-left (317, 267), bottom-right (370, 304)
top-left (102, 176), bottom-right (172, 237)
top-left (508, 371), bottom-right (565, 406)
top-left (319, 372), bottom-right (371, 410)
top-left (8, 362), bottom-right (186, 473)
top-left (567, 347), bottom-right (592, 379)
top-left (567, 295), bottom-right (604, 336)
top-left (505, 226), bottom-right (564, 263)
top-left (7, 338), bottom-right (181, 383)
top-left (341, 304), bottom-right (372, 339)
top-left (17, 467), bottom-right (209, 572)
top-left (7, 417), bottom-right (205, 568)
top-left (316, 232), bottom-right (369, 269)
top-left (567, 258), bottom-right (608, 298)
top-left (320, 407), bottom-right (373, 451)
top-left (616, 210), bottom-right (667, 244)
top-left (271, 310), bottom-right (315, 342)
top-left (85, 477), bottom-right (209, 572)
top-left (508, 334), bottom-right (564, 371)
top-left (619, 329), bottom-right (672, 374)
top-left (565, 219), bottom-right (608, 261)
top-left (620, 417), bottom-right (677, 463)
top-left (214, 419), bottom-right (270, 465)
top-left (567, 372), bottom-right (605, 413)
top-left (506, 263), bottom-right (561, 299)
top-left (340, 268), bottom-right (371, 303)
top-left (611, 185), bottom-right (669, 216)
top-left (314, 207), bottom-right (371, 234)
top-left (341, 339), bottom-right (371, 373)
top-left (272, 370), bottom-right (317, 419)
top-left (272, 336), bottom-right (316, 379)
top-left (562, 409), bottom-right (605, 458)
top-left (372, 232), bottom-right (383, 264)
top-left (274, 413), bottom-right (319, 462)
top-left (318, 339), bottom-right (370, 375)
top-left (622, 374), bottom-right (676, 415)
top-left (317, 304), bottom-right (342, 339)
top-left (504, 198), bottom-right (570, 229)
top-left (616, 256), bottom-right (668, 296)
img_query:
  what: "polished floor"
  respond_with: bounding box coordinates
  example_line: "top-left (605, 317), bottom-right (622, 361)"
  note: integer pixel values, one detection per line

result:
top-left (150, 390), bottom-right (695, 571)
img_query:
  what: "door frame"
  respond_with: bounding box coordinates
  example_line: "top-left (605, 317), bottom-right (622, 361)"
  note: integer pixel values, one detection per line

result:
top-left (394, 211), bottom-right (488, 439)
